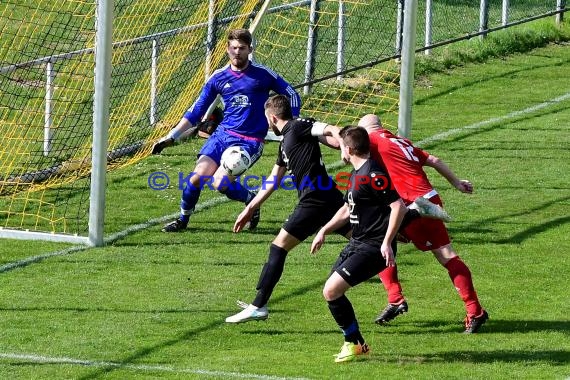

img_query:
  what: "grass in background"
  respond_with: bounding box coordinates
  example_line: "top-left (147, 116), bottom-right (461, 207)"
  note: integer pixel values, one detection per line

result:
top-left (416, 19), bottom-right (570, 76)
top-left (0, 43), bottom-right (569, 379)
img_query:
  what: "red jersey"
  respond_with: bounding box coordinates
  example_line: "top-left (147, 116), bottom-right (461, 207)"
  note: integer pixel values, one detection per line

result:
top-left (369, 129), bottom-right (433, 203)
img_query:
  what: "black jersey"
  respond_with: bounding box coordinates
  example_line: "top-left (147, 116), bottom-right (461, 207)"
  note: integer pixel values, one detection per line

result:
top-left (344, 159), bottom-right (401, 248)
top-left (276, 118), bottom-right (338, 202)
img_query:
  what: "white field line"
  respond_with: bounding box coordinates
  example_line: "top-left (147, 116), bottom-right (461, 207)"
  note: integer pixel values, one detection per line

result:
top-left (0, 353), bottom-right (310, 380)
top-left (0, 196), bottom-right (227, 273)
top-left (1, 91), bottom-right (568, 274)
top-left (416, 92), bottom-right (570, 147)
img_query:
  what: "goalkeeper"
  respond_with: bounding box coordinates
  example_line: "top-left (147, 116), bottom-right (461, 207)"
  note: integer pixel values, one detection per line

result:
top-left (152, 29), bottom-right (301, 232)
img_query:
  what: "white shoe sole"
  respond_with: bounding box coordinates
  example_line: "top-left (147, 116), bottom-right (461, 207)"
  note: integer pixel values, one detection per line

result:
top-left (226, 301), bottom-right (269, 323)
top-left (225, 313), bottom-right (268, 323)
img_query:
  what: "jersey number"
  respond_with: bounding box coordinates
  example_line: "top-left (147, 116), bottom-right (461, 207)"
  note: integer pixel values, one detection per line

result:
top-left (390, 138), bottom-right (419, 162)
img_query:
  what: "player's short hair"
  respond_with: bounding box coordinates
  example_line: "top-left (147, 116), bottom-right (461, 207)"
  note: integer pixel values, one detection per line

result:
top-left (228, 29), bottom-right (252, 47)
top-left (340, 125), bottom-right (370, 156)
top-left (264, 94), bottom-right (293, 120)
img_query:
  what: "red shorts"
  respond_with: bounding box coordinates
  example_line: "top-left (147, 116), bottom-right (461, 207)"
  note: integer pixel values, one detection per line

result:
top-left (401, 194), bottom-right (450, 251)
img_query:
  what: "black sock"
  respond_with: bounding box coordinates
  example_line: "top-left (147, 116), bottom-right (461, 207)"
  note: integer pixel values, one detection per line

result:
top-left (327, 295), bottom-right (364, 345)
top-left (252, 244), bottom-right (288, 307)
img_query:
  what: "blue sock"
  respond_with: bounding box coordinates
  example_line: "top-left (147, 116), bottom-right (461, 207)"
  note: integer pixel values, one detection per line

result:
top-left (221, 180), bottom-right (254, 204)
top-left (180, 182), bottom-right (201, 223)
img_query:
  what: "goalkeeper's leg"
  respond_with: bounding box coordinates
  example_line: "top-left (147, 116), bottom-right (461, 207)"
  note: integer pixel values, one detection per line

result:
top-left (214, 138), bottom-right (264, 229)
top-left (213, 166), bottom-right (255, 204)
top-left (218, 181), bottom-right (259, 230)
top-left (162, 156), bottom-right (216, 232)
top-left (179, 181), bottom-right (201, 224)
top-left (162, 176), bottom-right (201, 232)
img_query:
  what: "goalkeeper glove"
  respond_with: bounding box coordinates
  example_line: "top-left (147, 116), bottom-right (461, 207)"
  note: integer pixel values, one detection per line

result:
top-left (151, 136), bottom-right (175, 155)
top-left (197, 106), bottom-right (224, 138)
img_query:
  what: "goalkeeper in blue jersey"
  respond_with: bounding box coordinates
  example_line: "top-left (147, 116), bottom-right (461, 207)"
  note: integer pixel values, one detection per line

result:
top-left (153, 29), bottom-right (301, 232)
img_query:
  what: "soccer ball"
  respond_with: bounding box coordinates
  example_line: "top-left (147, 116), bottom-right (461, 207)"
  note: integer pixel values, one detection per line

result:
top-left (221, 146), bottom-right (251, 176)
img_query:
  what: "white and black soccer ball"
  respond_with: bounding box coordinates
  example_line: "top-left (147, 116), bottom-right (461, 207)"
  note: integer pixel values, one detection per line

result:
top-left (221, 146), bottom-right (251, 176)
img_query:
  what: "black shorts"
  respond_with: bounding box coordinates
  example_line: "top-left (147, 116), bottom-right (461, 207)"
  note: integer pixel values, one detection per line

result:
top-left (331, 239), bottom-right (396, 287)
top-left (283, 191), bottom-right (351, 242)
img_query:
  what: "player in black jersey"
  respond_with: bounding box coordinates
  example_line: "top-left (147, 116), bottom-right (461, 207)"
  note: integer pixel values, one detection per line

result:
top-left (310, 125), bottom-right (407, 362)
top-left (225, 94), bottom-right (351, 323)
top-left (225, 96), bottom-right (447, 324)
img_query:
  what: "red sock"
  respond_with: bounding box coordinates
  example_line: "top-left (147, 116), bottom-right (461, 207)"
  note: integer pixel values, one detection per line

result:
top-left (378, 265), bottom-right (405, 304)
top-left (444, 256), bottom-right (482, 317)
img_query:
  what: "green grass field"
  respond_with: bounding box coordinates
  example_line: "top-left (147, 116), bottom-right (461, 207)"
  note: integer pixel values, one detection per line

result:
top-left (0, 42), bottom-right (569, 379)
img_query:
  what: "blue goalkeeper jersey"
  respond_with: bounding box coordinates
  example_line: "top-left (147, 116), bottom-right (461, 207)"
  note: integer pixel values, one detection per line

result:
top-left (183, 61), bottom-right (301, 140)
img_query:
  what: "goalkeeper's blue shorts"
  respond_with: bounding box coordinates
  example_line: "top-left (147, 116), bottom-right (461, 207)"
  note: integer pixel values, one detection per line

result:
top-left (198, 127), bottom-right (264, 167)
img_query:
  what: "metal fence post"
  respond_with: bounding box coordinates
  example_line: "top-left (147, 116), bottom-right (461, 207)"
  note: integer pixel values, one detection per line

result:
top-left (44, 61), bottom-right (54, 156)
top-left (337, 0), bottom-right (345, 80)
top-left (206, 0), bottom-right (217, 79)
top-left (557, 0), bottom-right (566, 24)
top-left (395, 0), bottom-right (404, 58)
top-left (304, 0), bottom-right (319, 95)
top-left (502, 0), bottom-right (509, 26)
top-left (479, 0), bottom-right (489, 39)
top-left (425, 0), bottom-right (432, 55)
top-left (150, 38), bottom-right (159, 125)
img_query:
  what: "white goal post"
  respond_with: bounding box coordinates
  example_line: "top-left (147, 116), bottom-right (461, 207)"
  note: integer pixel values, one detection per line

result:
top-left (398, 0), bottom-right (419, 139)
top-left (0, 0), bottom-right (115, 247)
top-left (89, 0), bottom-right (114, 247)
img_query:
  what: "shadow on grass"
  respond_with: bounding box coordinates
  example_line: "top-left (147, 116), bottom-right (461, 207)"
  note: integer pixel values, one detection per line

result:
top-left (492, 215), bottom-right (570, 244)
top-left (0, 306), bottom-right (258, 314)
top-left (371, 349), bottom-right (570, 365)
top-left (109, 220), bottom-right (284, 247)
top-left (450, 195), bottom-right (570, 244)
top-left (74, 319), bottom-right (224, 380)
top-left (391, 318), bottom-right (570, 336)
top-left (73, 279), bottom-right (324, 380)
top-left (484, 319), bottom-right (570, 335)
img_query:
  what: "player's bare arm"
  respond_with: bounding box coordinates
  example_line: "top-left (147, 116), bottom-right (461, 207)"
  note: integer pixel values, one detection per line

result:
top-left (381, 199), bottom-right (407, 267)
top-left (425, 155), bottom-right (473, 194)
top-left (310, 203), bottom-right (350, 254)
top-left (318, 124), bottom-right (342, 149)
top-left (233, 164), bottom-right (287, 233)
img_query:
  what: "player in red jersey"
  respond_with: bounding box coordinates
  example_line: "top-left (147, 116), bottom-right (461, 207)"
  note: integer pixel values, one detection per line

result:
top-left (357, 114), bottom-right (488, 333)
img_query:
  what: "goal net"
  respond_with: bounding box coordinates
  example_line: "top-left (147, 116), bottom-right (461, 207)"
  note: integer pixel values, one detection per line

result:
top-left (254, 1), bottom-right (401, 127)
top-left (0, 0), bottom-right (400, 243)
